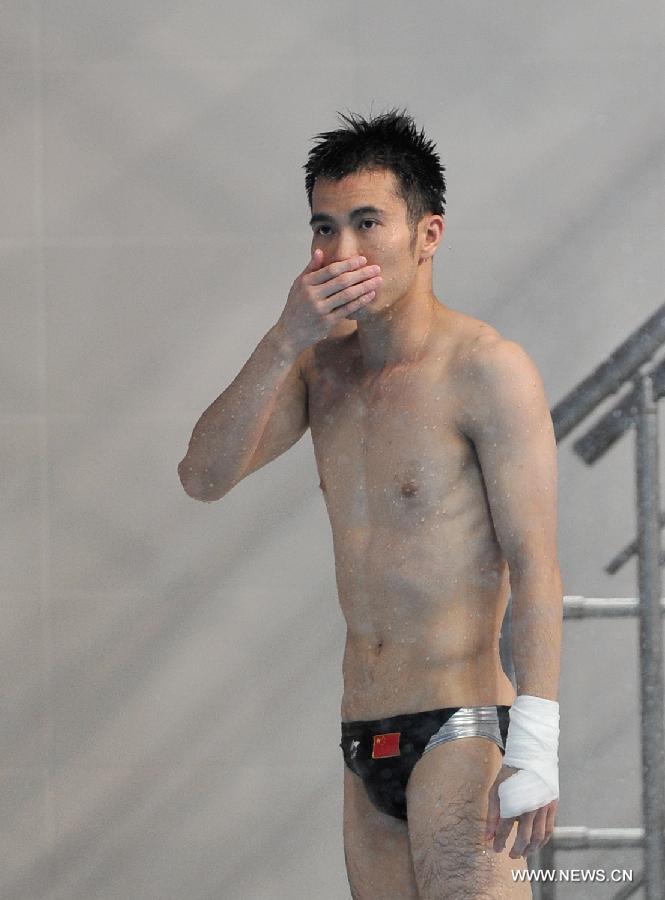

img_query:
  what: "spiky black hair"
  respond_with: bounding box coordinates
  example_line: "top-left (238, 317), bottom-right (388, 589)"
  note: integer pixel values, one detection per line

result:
top-left (303, 108), bottom-right (446, 232)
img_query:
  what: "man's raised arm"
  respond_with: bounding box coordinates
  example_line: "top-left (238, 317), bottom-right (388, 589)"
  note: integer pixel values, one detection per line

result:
top-left (178, 248), bottom-right (382, 502)
top-left (177, 324), bottom-right (308, 502)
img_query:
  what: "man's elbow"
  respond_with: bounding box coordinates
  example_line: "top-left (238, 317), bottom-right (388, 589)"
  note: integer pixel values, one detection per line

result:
top-left (178, 459), bottom-right (230, 502)
top-left (178, 460), bottom-right (203, 500)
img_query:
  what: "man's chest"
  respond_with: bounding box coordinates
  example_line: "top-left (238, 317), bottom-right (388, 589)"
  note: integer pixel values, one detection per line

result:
top-left (305, 356), bottom-right (478, 523)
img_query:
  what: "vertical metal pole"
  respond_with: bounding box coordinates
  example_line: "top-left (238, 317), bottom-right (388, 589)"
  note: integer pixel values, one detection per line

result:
top-left (531, 841), bottom-right (556, 900)
top-left (634, 372), bottom-right (665, 899)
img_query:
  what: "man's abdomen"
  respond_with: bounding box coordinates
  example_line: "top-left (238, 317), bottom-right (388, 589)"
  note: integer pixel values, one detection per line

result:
top-left (340, 621), bottom-right (516, 721)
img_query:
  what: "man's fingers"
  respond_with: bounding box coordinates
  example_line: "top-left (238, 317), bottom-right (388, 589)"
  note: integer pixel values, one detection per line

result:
top-left (329, 290), bottom-right (377, 321)
top-left (308, 255), bottom-right (367, 285)
top-left (303, 248), bottom-right (325, 274)
top-left (304, 255), bottom-right (383, 312)
top-left (508, 810), bottom-right (537, 859)
top-left (485, 787), bottom-right (500, 842)
top-left (542, 799), bottom-right (558, 846)
top-left (323, 274), bottom-right (383, 312)
top-left (524, 807), bottom-right (549, 854)
top-left (492, 817), bottom-right (515, 854)
top-left (495, 802), bottom-right (555, 856)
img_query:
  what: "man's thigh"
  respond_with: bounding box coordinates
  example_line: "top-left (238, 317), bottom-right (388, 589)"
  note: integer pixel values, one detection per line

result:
top-left (343, 765), bottom-right (420, 900)
top-left (406, 737), bottom-right (532, 899)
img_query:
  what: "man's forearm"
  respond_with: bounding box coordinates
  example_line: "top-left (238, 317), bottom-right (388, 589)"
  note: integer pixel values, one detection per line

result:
top-left (178, 324), bottom-right (301, 501)
top-left (509, 562), bottom-right (563, 700)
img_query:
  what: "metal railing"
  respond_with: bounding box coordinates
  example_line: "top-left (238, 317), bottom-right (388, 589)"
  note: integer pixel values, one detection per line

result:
top-left (517, 304), bottom-right (665, 899)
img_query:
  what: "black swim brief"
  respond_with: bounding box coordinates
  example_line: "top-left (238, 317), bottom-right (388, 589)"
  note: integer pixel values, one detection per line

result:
top-left (340, 705), bottom-right (510, 821)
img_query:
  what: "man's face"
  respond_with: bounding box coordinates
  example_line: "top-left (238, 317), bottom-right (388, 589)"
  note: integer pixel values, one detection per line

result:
top-left (310, 168), bottom-right (423, 318)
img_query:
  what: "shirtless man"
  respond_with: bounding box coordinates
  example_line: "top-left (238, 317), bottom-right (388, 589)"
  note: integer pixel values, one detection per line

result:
top-left (178, 110), bottom-right (563, 899)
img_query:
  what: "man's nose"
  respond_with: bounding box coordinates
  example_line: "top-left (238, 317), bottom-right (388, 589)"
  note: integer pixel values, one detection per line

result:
top-left (329, 229), bottom-right (359, 263)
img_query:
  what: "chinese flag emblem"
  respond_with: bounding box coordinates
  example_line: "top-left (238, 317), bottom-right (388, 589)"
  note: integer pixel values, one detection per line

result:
top-left (372, 731), bottom-right (401, 758)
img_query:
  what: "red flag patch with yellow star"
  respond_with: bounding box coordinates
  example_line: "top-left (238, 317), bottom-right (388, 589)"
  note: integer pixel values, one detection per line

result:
top-left (372, 732), bottom-right (401, 758)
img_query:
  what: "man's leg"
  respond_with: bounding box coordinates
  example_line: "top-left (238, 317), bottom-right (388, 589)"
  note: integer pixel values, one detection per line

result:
top-left (343, 765), bottom-right (420, 900)
top-left (405, 737), bottom-right (532, 899)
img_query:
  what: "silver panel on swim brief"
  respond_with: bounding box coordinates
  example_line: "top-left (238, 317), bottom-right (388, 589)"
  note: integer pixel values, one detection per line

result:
top-left (422, 706), bottom-right (504, 754)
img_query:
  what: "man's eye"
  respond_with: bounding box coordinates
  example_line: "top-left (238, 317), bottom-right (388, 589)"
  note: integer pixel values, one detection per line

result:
top-left (315, 226), bottom-right (332, 236)
top-left (360, 219), bottom-right (377, 230)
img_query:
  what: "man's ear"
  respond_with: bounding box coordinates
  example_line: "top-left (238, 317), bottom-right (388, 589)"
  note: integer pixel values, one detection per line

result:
top-left (419, 214), bottom-right (445, 262)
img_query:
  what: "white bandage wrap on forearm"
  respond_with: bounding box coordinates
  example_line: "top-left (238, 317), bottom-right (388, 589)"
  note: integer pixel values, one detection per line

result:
top-left (498, 694), bottom-right (560, 819)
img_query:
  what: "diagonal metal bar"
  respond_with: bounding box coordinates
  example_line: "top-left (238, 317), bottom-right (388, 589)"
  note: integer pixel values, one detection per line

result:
top-left (551, 302), bottom-right (665, 442)
top-left (571, 356), bottom-right (665, 464)
top-left (605, 509), bottom-right (665, 574)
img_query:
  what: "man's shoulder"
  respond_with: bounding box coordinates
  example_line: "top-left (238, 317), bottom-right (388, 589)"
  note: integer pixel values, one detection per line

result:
top-left (448, 312), bottom-right (531, 381)
top-left (446, 314), bottom-right (543, 436)
top-left (446, 310), bottom-right (502, 373)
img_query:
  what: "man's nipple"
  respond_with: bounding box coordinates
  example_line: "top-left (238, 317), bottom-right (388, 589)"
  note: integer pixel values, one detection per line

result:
top-left (400, 479), bottom-right (419, 497)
